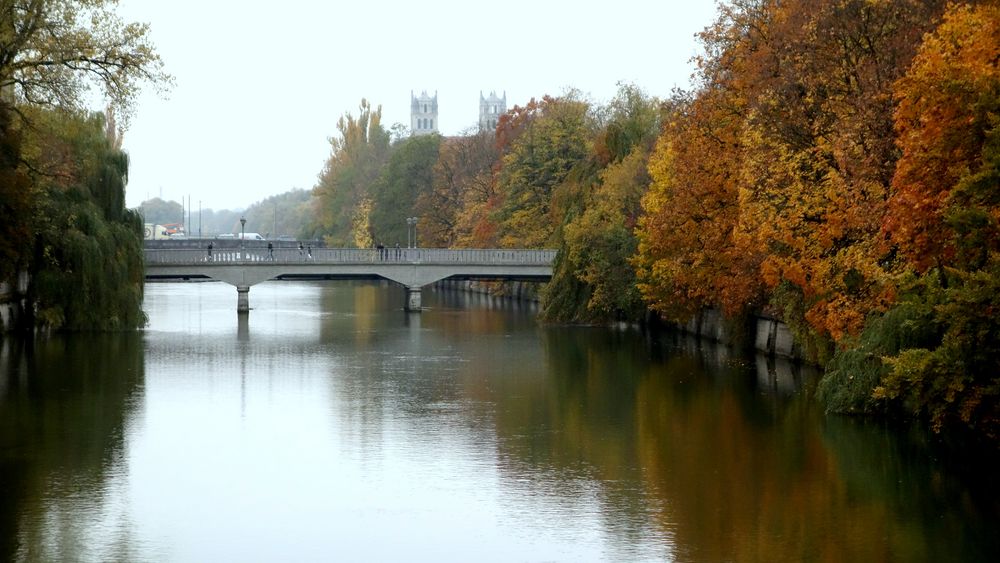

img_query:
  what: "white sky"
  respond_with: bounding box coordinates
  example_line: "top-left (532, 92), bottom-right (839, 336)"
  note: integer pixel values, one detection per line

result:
top-left (116, 0), bottom-right (720, 211)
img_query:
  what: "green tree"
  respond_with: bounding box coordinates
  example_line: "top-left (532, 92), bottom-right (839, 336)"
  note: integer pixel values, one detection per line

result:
top-left (28, 112), bottom-right (146, 330)
top-left (138, 197), bottom-right (183, 227)
top-left (544, 84), bottom-right (660, 323)
top-left (0, 106), bottom-right (32, 284)
top-left (0, 0), bottom-right (167, 331)
top-left (241, 189), bottom-right (313, 239)
top-left (494, 94), bottom-right (594, 248)
top-left (310, 99), bottom-right (391, 247)
top-left (368, 134), bottom-right (441, 247)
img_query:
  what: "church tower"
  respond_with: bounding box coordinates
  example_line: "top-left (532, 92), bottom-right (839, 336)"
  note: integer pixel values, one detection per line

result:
top-left (411, 90), bottom-right (438, 136)
top-left (479, 91), bottom-right (506, 131)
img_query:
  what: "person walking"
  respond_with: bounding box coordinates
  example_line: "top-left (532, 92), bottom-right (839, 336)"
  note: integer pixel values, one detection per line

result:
top-left (267, 242), bottom-right (274, 261)
top-left (307, 245), bottom-right (313, 260)
top-left (207, 241), bottom-right (213, 261)
top-left (298, 242), bottom-right (304, 259)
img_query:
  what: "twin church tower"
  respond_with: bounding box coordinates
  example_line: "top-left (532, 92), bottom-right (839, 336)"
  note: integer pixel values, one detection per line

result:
top-left (410, 90), bottom-right (507, 136)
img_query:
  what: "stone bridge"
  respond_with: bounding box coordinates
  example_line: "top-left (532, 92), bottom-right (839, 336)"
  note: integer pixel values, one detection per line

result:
top-left (144, 247), bottom-right (556, 312)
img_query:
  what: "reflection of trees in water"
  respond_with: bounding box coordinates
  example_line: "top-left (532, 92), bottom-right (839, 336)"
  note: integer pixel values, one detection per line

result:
top-left (820, 417), bottom-right (1000, 562)
top-left (0, 334), bottom-right (144, 562)
top-left (481, 327), bottom-right (999, 562)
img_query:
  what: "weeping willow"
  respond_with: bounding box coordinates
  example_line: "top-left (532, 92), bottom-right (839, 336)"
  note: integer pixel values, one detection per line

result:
top-left (28, 112), bottom-right (146, 331)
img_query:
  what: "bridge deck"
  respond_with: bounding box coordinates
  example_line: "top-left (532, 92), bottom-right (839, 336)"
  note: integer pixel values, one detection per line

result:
top-left (144, 248), bottom-right (556, 312)
top-left (145, 247), bottom-right (556, 266)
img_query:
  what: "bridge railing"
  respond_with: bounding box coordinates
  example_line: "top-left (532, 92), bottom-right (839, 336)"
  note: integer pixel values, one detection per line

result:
top-left (144, 247), bottom-right (558, 266)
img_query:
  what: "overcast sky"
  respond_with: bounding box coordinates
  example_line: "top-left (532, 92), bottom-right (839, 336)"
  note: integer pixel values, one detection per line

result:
top-left (116, 0), bottom-right (720, 211)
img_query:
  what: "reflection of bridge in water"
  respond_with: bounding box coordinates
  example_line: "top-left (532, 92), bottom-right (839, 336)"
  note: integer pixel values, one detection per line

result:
top-left (144, 248), bottom-right (556, 313)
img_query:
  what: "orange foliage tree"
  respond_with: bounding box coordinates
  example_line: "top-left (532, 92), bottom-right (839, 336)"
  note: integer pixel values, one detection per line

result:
top-left (635, 88), bottom-right (764, 323)
top-left (886, 1), bottom-right (1000, 271)
top-left (730, 0), bottom-right (942, 346)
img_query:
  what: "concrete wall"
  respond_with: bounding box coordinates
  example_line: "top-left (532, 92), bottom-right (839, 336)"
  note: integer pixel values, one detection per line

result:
top-left (0, 272), bottom-right (29, 332)
top-left (435, 282), bottom-right (801, 360)
top-left (682, 308), bottom-right (800, 360)
top-left (432, 279), bottom-right (542, 303)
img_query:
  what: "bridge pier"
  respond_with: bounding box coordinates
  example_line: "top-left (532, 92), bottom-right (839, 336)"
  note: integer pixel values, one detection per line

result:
top-left (237, 285), bottom-right (250, 313)
top-left (405, 286), bottom-right (422, 311)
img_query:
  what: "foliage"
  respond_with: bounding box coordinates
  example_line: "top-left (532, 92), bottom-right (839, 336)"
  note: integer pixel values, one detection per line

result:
top-left (493, 94), bottom-right (594, 248)
top-left (310, 99), bottom-right (391, 247)
top-left (0, 0), bottom-right (171, 126)
top-left (874, 262), bottom-right (1000, 437)
top-left (545, 84), bottom-right (660, 323)
top-left (817, 279), bottom-right (939, 415)
top-left (240, 189), bottom-right (313, 239)
top-left (886, 2), bottom-right (1000, 272)
top-left (733, 0), bottom-right (940, 344)
top-left (0, 105), bottom-right (32, 284)
top-left (138, 197), bottom-right (183, 227)
top-left (635, 87), bottom-right (764, 324)
top-left (816, 3), bottom-right (1000, 437)
top-left (27, 112), bottom-right (146, 330)
top-left (418, 130), bottom-right (498, 247)
top-left (368, 134), bottom-right (441, 247)
top-left (0, 0), bottom-right (165, 331)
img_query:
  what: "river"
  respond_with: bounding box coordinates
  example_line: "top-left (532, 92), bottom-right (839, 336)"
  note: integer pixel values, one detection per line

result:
top-left (1, 281), bottom-right (998, 561)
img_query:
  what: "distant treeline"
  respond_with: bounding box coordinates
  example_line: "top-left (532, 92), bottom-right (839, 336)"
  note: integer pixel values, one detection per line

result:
top-left (138, 189), bottom-right (312, 238)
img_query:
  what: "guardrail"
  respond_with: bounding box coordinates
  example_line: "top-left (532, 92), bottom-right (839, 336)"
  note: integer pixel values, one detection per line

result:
top-left (144, 248), bottom-right (558, 266)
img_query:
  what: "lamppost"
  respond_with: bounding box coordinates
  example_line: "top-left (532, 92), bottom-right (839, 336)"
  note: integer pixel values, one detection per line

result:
top-left (406, 217), bottom-right (418, 248)
top-left (240, 215), bottom-right (246, 258)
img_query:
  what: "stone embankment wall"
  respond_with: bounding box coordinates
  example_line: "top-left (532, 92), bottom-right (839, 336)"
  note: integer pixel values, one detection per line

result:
top-left (0, 272), bottom-right (28, 332)
top-left (432, 280), bottom-right (800, 360)
top-left (680, 308), bottom-right (800, 360)
top-left (433, 279), bottom-right (541, 302)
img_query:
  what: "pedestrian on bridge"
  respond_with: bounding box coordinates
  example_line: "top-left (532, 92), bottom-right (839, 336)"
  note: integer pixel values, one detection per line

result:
top-left (207, 242), bottom-right (213, 261)
top-left (298, 242), bottom-right (304, 259)
top-left (307, 245), bottom-right (313, 260)
top-left (267, 242), bottom-right (274, 261)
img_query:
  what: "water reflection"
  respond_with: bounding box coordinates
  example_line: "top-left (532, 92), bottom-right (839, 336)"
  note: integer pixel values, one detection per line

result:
top-left (0, 334), bottom-right (144, 562)
top-left (0, 281), bottom-right (997, 561)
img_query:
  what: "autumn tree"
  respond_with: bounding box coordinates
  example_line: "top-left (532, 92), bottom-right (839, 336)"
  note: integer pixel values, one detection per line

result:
top-left (0, 0), bottom-right (169, 124)
top-left (310, 99), bottom-right (391, 247)
top-left (418, 130), bottom-right (499, 248)
top-left (493, 94), bottom-right (594, 248)
top-left (635, 87), bottom-right (764, 325)
top-left (710, 0), bottom-right (943, 355)
top-left (821, 3), bottom-right (1000, 438)
top-left (886, 1), bottom-right (999, 271)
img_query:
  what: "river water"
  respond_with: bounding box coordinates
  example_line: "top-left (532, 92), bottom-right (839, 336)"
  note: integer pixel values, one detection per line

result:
top-left (1, 281), bottom-right (998, 562)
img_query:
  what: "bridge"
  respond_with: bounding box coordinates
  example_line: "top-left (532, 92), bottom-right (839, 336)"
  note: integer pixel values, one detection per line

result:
top-left (144, 247), bottom-right (556, 313)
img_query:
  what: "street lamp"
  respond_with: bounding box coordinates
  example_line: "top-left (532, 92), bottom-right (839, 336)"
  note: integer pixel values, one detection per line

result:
top-left (406, 217), bottom-right (418, 248)
top-left (240, 215), bottom-right (246, 257)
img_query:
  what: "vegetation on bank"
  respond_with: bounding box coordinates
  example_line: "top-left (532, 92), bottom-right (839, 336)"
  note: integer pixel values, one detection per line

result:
top-left (306, 1), bottom-right (1000, 439)
top-left (0, 0), bottom-right (168, 331)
